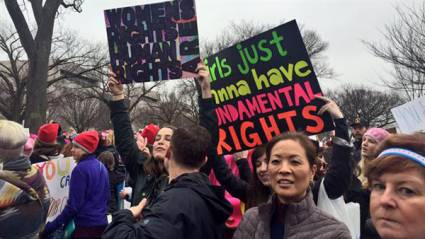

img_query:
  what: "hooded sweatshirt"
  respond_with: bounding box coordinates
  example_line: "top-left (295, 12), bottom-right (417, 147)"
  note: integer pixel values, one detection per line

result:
top-left (103, 172), bottom-right (233, 239)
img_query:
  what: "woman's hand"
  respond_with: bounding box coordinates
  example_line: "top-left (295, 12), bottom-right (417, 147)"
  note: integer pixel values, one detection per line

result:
top-left (315, 96), bottom-right (344, 120)
top-left (129, 198), bottom-right (147, 220)
top-left (195, 62), bottom-right (212, 99)
top-left (108, 68), bottom-right (125, 101)
top-left (119, 189), bottom-right (128, 199)
top-left (233, 150), bottom-right (249, 161)
top-left (136, 134), bottom-right (151, 158)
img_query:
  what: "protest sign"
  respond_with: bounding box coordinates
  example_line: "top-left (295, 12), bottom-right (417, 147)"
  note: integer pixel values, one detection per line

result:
top-left (34, 157), bottom-right (76, 222)
top-left (391, 96), bottom-right (425, 133)
top-left (104, 0), bottom-right (200, 83)
top-left (206, 20), bottom-right (334, 155)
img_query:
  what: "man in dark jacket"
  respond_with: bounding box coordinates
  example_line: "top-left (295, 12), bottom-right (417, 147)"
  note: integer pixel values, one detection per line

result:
top-left (103, 123), bottom-right (233, 239)
top-left (107, 63), bottom-right (215, 208)
top-left (350, 116), bottom-right (368, 164)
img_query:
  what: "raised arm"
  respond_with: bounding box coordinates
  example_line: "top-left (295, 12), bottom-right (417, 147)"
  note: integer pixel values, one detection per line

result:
top-left (234, 151), bottom-right (252, 183)
top-left (313, 96), bottom-right (353, 201)
top-left (195, 63), bottom-right (249, 202)
top-left (108, 75), bottom-right (148, 183)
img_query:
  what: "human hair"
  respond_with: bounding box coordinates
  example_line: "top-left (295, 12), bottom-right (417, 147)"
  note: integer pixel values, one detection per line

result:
top-left (144, 156), bottom-right (167, 176)
top-left (246, 144), bottom-right (271, 209)
top-left (266, 132), bottom-right (317, 167)
top-left (61, 143), bottom-right (73, 157)
top-left (365, 134), bottom-right (425, 182)
top-left (32, 138), bottom-right (61, 156)
top-left (105, 130), bottom-right (115, 146)
top-left (170, 126), bottom-right (211, 169)
top-left (98, 151), bottom-right (115, 171)
top-left (157, 125), bottom-right (177, 136)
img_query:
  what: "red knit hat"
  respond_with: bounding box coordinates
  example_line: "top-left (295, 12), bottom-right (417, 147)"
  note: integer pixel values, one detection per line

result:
top-left (141, 124), bottom-right (160, 145)
top-left (37, 123), bottom-right (60, 144)
top-left (73, 130), bottom-right (99, 154)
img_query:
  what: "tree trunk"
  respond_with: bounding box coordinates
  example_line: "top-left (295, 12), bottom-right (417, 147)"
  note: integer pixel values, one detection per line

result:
top-left (25, 53), bottom-right (49, 132)
top-left (5, 0), bottom-right (60, 133)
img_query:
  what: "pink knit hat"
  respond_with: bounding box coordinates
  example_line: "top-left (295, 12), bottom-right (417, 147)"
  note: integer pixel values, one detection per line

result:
top-left (364, 128), bottom-right (390, 143)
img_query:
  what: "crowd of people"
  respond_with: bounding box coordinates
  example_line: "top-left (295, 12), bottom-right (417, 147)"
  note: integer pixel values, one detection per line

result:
top-left (0, 63), bottom-right (424, 239)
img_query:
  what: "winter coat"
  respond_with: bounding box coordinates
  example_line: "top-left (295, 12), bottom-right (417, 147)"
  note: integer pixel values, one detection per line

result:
top-left (96, 145), bottom-right (127, 213)
top-left (107, 164), bottom-right (126, 213)
top-left (233, 193), bottom-right (351, 239)
top-left (43, 154), bottom-right (109, 235)
top-left (0, 156), bottom-right (51, 239)
top-left (109, 98), bottom-right (216, 207)
top-left (103, 172), bottom-right (233, 239)
top-left (109, 99), bottom-right (168, 207)
top-left (352, 140), bottom-right (362, 165)
top-left (311, 118), bottom-right (353, 203)
top-left (345, 177), bottom-right (380, 239)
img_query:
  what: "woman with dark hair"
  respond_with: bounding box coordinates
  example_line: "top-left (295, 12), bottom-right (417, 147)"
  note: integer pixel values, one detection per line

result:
top-left (30, 123), bottom-right (64, 164)
top-left (98, 151), bottom-right (126, 214)
top-left (108, 75), bottom-right (174, 207)
top-left (246, 145), bottom-right (272, 209)
top-left (107, 66), bottom-right (213, 207)
top-left (206, 96), bottom-right (353, 212)
top-left (366, 133), bottom-right (425, 239)
top-left (234, 132), bottom-right (351, 239)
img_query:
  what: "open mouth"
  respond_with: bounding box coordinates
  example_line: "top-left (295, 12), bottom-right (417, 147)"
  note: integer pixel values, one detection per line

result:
top-left (277, 178), bottom-right (294, 186)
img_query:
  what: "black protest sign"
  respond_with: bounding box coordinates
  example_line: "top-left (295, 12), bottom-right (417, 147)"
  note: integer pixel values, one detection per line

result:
top-left (105, 0), bottom-right (200, 83)
top-left (205, 20), bottom-right (334, 155)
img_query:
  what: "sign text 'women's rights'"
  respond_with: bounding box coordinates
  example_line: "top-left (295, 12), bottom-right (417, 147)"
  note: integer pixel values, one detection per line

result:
top-left (206, 20), bottom-right (334, 155)
top-left (105, 0), bottom-right (200, 83)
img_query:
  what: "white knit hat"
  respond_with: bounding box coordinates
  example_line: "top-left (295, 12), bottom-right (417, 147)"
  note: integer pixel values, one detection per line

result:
top-left (0, 120), bottom-right (29, 162)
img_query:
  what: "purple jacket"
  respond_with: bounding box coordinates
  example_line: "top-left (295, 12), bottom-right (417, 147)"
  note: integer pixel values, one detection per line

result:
top-left (45, 154), bottom-right (109, 233)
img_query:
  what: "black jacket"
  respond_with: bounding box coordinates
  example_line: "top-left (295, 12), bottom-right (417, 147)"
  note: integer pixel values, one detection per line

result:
top-left (109, 98), bottom-right (217, 206)
top-left (107, 165), bottom-right (126, 213)
top-left (95, 144), bottom-right (127, 213)
top-left (345, 177), bottom-right (380, 239)
top-left (103, 172), bottom-right (232, 239)
top-left (109, 99), bottom-right (168, 206)
top-left (198, 98), bottom-right (251, 202)
top-left (312, 118), bottom-right (353, 203)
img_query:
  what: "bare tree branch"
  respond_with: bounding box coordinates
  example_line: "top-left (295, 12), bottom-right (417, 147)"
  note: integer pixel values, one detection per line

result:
top-left (327, 85), bottom-right (404, 128)
top-left (4, 0), bottom-right (36, 56)
top-left (366, 3), bottom-right (425, 100)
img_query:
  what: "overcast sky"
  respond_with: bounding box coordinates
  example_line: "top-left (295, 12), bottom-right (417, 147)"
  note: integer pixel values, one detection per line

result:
top-left (0, 0), bottom-right (423, 91)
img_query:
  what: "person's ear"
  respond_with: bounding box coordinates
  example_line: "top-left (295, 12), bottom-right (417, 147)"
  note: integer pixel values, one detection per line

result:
top-left (311, 164), bottom-right (317, 181)
top-left (201, 156), bottom-right (208, 167)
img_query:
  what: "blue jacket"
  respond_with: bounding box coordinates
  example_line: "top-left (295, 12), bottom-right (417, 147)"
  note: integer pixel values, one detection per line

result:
top-left (44, 154), bottom-right (109, 233)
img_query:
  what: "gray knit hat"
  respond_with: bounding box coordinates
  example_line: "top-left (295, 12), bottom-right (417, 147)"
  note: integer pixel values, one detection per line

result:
top-left (0, 120), bottom-right (28, 162)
